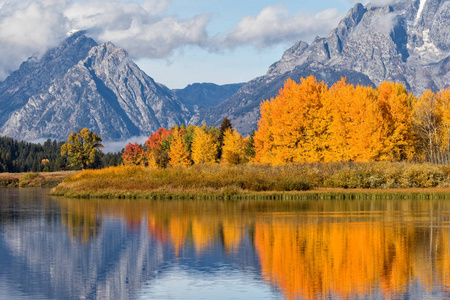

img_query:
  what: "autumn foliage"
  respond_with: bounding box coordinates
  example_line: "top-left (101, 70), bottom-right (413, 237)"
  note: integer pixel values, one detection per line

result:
top-left (254, 76), bottom-right (447, 165)
top-left (122, 142), bottom-right (145, 166)
top-left (121, 123), bottom-right (250, 168)
top-left (121, 76), bottom-right (449, 167)
top-left (168, 128), bottom-right (191, 167)
top-left (191, 126), bottom-right (218, 164)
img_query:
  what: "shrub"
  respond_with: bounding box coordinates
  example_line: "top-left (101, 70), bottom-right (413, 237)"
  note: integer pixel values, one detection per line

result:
top-left (19, 172), bottom-right (42, 187)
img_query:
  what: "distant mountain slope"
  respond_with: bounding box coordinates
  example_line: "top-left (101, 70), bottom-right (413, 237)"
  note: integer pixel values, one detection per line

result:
top-left (196, 0), bottom-right (450, 135)
top-left (174, 82), bottom-right (244, 111)
top-left (0, 32), bottom-right (190, 141)
top-left (194, 64), bottom-right (375, 135)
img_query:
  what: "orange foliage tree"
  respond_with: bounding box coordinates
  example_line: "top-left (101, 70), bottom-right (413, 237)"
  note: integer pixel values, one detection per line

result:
top-left (255, 76), bottom-right (417, 164)
top-left (369, 82), bottom-right (416, 161)
top-left (326, 79), bottom-right (375, 161)
top-left (254, 76), bottom-right (329, 165)
top-left (122, 142), bottom-right (145, 166)
top-left (145, 127), bottom-right (172, 150)
top-left (144, 127), bottom-right (173, 168)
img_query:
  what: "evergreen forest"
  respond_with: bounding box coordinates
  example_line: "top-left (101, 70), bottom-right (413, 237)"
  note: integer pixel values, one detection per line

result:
top-left (0, 136), bottom-right (122, 173)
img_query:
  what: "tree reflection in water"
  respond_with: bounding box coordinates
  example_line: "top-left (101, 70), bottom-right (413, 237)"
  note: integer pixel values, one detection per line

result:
top-left (2, 190), bottom-right (450, 300)
top-left (56, 197), bottom-right (450, 299)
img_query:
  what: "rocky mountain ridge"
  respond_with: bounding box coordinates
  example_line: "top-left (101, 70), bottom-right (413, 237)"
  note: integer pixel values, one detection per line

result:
top-left (195, 0), bottom-right (450, 135)
top-left (0, 31), bottom-right (242, 141)
top-left (0, 0), bottom-right (448, 140)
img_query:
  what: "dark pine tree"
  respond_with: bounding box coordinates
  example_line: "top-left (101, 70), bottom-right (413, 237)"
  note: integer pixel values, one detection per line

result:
top-left (217, 117), bottom-right (233, 160)
top-left (244, 130), bottom-right (256, 160)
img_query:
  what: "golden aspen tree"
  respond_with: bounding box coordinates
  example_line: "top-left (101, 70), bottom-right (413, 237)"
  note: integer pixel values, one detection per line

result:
top-left (191, 126), bottom-right (218, 164)
top-left (145, 151), bottom-right (158, 169)
top-left (326, 79), bottom-right (354, 162)
top-left (350, 85), bottom-right (379, 161)
top-left (412, 90), bottom-right (441, 163)
top-left (221, 128), bottom-right (246, 165)
top-left (168, 129), bottom-right (191, 167)
top-left (327, 80), bottom-right (378, 162)
top-left (413, 89), bottom-right (450, 164)
top-left (371, 82), bottom-right (416, 161)
top-left (327, 80), bottom-right (363, 161)
top-left (438, 89), bottom-right (450, 160)
top-left (254, 76), bottom-right (329, 165)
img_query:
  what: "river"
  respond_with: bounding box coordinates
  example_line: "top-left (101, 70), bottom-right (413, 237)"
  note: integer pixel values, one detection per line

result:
top-left (1, 188), bottom-right (450, 299)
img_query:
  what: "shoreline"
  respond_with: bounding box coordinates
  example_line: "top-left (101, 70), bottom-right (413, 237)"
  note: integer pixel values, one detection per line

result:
top-left (48, 163), bottom-right (450, 199)
top-left (50, 186), bottom-right (450, 200)
top-left (0, 171), bottom-right (77, 188)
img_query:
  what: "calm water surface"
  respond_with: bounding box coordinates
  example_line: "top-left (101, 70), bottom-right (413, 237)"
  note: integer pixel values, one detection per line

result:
top-left (1, 189), bottom-right (450, 299)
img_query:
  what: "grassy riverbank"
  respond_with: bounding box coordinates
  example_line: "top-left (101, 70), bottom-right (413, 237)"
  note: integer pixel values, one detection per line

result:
top-left (0, 171), bottom-right (77, 188)
top-left (50, 162), bottom-right (450, 199)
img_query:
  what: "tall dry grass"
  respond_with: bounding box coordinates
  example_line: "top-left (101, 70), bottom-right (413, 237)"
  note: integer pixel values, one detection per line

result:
top-left (50, 162), bottom-right (450, 198)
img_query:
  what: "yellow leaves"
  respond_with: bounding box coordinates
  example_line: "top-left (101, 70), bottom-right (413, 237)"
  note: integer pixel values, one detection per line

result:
top-left (254, 76), bottom-right (419, 165)
top-left (168, 129), bottom-right (191, 167)
top-left (413, 88), bottom-right (450, 163)
top-left (327, 80), bottom-right (372, 161)
top-left (255, 76), bottom-right (329, 164)
top-left (61, 128), bottom-right (104, 169)
top-left (371, 82), bottom-right (416, 161)
top-left (221, 128), bottom-right (246, 165)
top-left (191, 126), bottom-right (218, 164)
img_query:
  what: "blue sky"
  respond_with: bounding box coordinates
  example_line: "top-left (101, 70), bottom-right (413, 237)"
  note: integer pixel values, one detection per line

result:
top-left (138, 0), bottom-right (359, 88)
top-left (0, 0), bottom-right (373, 88)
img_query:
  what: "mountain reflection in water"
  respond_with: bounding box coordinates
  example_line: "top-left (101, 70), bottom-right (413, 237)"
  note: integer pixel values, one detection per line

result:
top-left (1, 189), bottom-right (450, 299)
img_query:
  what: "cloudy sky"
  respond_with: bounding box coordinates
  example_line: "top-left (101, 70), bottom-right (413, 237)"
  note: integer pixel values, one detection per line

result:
top-left (0, 0), bottom-right (382, 88)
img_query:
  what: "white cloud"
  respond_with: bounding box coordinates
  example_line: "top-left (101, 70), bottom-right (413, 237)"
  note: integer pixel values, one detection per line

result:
top-left (370, 0), bottom-right (409, 6)
top-left (0, 0), bottom-right (347, 81)
top-left (0, 0), bottom-right (210, 80)
top-left (346, 0), bottom-right (410, 6)
top-left (102, 135), bottom-right (148, 153)
top-left (218, 5), bottom-right (344, 48)
top-left (0, 0), bottom-right (69, 79)
top-left (370, 13), bottom-right (398, 34)
top-left (65, 0), bottom-right (210, 58)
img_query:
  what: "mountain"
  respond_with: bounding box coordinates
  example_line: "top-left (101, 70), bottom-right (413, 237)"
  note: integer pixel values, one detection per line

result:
top-left (0, 32), bottom-right (97, 126)
top-left (174, 82), bottom-right (244, 111)
top-left (0, 31), bottom-right (246, 142)
top-left (0, 31), bottom-right (190, 141)
top-left (0, 0), bottom-right (448, 141)
top-left (196, 0), bottom-right (450, 135)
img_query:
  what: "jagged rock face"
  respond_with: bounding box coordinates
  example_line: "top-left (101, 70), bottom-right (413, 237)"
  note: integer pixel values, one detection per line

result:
top-left (0, 32), bottom-right (97, 125)
top-left (197, 0), bottom-right (450, 136)
top-left (0, 33), bottom-right (190, 141)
